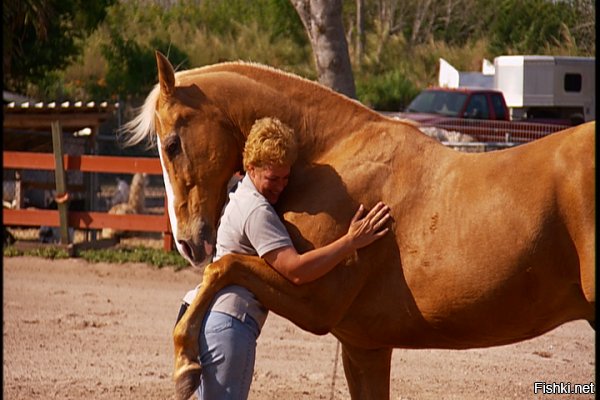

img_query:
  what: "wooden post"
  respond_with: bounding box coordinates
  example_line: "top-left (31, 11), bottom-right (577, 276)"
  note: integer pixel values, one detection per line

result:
top-left (14, 170), bottom-right (23, 209)
top-left (86, 126), bottom-right (99, 241)
top-left (51, 121), bottom-right (70, 245)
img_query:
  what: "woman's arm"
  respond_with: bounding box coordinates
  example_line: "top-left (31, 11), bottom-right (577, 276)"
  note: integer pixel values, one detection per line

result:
top-left (263, 202), bottom-right (391, 285)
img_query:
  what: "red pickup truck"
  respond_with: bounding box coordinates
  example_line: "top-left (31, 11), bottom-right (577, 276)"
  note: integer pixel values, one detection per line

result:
top-left (402, 87), bottom-right (509, 121)
top-left (396, 87), bottom-right (568, 142)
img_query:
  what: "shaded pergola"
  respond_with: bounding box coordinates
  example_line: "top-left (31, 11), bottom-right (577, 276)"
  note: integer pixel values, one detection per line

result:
top-left (3, 99), bottom-right (173, 251)
top-left (3, 100), bottom-right (119, 226)
top-left (3, 100), bottom-right (118, 152)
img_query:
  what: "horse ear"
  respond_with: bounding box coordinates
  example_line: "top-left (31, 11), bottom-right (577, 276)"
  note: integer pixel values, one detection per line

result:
top-left (156, 51), bottom-right (176, 97)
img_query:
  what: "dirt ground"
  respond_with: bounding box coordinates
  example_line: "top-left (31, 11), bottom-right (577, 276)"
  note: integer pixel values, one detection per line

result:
top-left (3, 256), bottom-right (595, 400)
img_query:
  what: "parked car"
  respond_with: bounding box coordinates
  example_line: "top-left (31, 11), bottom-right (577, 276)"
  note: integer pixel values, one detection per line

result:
top-left (401, 87), bottom-right (509, 122)
top-left (394, 87), bottom-right (569, 143)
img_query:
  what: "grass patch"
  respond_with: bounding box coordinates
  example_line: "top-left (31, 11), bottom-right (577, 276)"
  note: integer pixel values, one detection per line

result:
top-left (3, 245), bottom-right (189, 271)
top-left (3, 245), bottom-right (70, 259)
top-left (79, 246), bottom-right (189, 270)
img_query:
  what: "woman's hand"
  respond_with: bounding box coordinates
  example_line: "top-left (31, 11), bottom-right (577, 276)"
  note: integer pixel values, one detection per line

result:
top-left (264, 201), bottom-right (392, 285)
top-left (346, 202), bottom-right (391, 250)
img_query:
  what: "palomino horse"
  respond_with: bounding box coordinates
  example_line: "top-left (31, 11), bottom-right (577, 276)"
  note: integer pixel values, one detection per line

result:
top-left (124, 52), bottom-right (595, 400)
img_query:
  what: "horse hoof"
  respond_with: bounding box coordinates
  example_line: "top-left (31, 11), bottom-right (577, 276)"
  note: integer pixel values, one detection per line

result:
top-left (174, 365), bottom-right (202, 400)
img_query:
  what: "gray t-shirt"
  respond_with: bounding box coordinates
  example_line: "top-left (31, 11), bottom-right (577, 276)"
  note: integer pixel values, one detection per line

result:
top-left (183, 174), bottom-right (293, 329)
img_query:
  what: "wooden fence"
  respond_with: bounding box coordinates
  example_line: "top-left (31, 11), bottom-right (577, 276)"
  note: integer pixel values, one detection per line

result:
top-left (3, 147), bottom-right (173, 252)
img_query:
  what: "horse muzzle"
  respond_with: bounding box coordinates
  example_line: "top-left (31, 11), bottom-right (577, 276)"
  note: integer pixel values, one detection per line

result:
top-left (176, 223), bottom-right (215, 267)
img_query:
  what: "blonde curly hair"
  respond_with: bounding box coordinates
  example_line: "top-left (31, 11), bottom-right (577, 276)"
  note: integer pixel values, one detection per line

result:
top-left (243, 117), bottom-right (298, 171)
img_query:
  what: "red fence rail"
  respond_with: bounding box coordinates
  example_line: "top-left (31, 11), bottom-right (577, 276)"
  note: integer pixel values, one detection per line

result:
top-left (3, 151), bottom-right (173, 251)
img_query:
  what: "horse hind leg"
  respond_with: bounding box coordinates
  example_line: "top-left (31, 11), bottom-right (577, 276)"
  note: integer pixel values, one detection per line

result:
top-left (341, 342), bottom-right (393, 400)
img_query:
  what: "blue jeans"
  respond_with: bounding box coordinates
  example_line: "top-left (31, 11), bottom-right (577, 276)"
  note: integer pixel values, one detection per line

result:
top-left (195, 310), bottom-right (260, 400)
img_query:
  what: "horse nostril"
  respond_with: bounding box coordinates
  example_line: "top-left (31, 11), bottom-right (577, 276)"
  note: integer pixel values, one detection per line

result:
top-left (178, 240), bottom-right (193, 261)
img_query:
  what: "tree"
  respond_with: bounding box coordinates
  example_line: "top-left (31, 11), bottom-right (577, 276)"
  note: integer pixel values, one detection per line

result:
top-left (290, 0), bottom-right (356, 98)
top-left (569, 0), bottom-right (595, 55)
top-left (488, 0), bottom-right (584, 55)
top-left (355, 0), bottom-right (365, 65)
top-left (3, 0), bottom-right (115, 96)
top-left (98, 33), bottom-right (189, 100)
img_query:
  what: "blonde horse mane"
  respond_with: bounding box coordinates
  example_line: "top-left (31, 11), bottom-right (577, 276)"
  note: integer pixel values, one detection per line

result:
top-left (120, 85), bottom-right (160, 148)
top-left (120, 61), bottom-right (406, 149)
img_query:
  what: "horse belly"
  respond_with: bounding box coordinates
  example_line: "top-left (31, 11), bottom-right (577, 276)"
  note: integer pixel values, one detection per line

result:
top-left (399, 247), bottom-right (592, 348)
top-left (331, 227), bottom-right (593, 350)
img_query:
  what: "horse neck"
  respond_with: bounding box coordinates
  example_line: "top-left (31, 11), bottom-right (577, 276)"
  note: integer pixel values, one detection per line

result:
top-left (204, 64), bottom-right (381, 163)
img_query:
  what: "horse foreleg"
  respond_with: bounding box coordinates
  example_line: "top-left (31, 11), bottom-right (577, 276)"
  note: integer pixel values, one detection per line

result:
top-left (173, 253), bottom-right (358, 400)
top-left (172, 262), bottom-right (228, 400)
top-left (341, 342), bottom-right (393, 400)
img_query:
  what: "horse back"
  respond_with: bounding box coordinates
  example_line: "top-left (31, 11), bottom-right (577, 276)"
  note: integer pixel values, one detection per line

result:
top-left (281, 121), bottom-right (595, 348)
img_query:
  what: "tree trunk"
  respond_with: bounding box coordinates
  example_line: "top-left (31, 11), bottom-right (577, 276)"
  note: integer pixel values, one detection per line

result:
top-left (356, 0), bottom-right (364, 66)
top-left (290, 0), bottom-right (356, 98)
top-left (410, 0), bottom-right (432, 46)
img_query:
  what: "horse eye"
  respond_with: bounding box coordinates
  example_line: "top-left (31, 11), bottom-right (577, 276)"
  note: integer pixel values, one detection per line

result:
top-left (164, 136), bottom-right (181, 159)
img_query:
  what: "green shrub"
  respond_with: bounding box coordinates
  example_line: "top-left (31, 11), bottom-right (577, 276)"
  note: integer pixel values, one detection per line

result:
top-left (4, 245), bottom-right (189, 270)
top-left (60, 0), bottom-right (592, 108)
top-left (356, 69), bottom-right (419, 111)
top-left (78, 246), bottom-right (189, 270)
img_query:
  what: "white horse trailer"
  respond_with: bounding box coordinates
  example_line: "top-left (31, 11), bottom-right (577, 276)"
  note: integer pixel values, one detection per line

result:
top-left (494, 55), bottom-right (595, 125)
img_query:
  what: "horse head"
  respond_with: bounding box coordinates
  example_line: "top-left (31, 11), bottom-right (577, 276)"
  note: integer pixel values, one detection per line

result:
top-left (154, 51), bottom-right (243, 267)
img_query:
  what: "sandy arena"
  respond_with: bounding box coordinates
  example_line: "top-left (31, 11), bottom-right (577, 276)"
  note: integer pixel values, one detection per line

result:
top-left (3, 256), bottom-right (595, 399)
